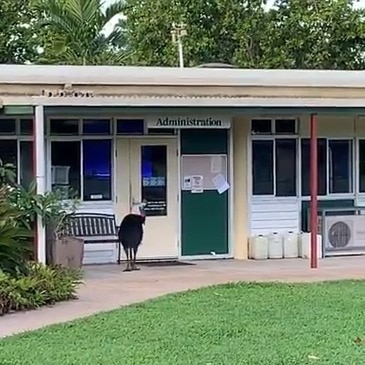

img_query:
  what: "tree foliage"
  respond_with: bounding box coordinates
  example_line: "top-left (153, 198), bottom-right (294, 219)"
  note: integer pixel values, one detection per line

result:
top-left (35, 0), bottom-right (127, 65)
top-left (0, 0), bottom-right (39, 63)
top-left (121, 0), bottom-right (365, 69)
top-left (262, 0), bottom-right (365, 69)
top-left (0, 0), bottom-right (364, 68)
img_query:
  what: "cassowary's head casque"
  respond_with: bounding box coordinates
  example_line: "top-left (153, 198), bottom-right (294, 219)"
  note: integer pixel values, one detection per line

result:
top-left (131, 199), bottom-right (147, 217)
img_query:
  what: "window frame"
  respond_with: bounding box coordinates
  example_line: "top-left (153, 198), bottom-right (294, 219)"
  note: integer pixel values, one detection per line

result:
top-left (356, 138), bottom-right (365, 195)
top-left (0, 117), bottom-right (33, 185)
top-left (251, 119), bottom-right (355, 199)
top-left (300, 137), bottom-right (355, 197)
top-left (48, 118), bottom-right (81, 135)
top-left (251, 135), bottom-right (299, 197)
top-left (46, 116), bottom-right (179, 203)
top-left (82, 139), bottom-right (113, 202)
top-left (251, 118), bottom-right (299, 136)
top-left (251, 138), bottom-right (274, 196)
top-left (327, 138), bottom-right (354, 195)
top-left (116, 118), bottom-right (145, 135)
top-left (81, 118), bottom-right (112, 135)
top-left (48, 137), bottom-right (114, 203)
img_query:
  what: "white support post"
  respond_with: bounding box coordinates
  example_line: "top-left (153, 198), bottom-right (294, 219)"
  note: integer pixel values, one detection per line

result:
top-left (178, 39), bottom-right (184, 68)
top-left (34, 105), bottom-right (46, 264)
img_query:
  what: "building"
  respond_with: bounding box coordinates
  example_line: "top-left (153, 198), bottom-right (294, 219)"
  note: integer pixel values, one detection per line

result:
top-left (1, 65), bottom-right (365, 264)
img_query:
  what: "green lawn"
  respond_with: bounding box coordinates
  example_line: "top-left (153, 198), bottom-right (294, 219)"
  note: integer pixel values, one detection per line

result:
top-left (1, 281), bottom-right (365, 365)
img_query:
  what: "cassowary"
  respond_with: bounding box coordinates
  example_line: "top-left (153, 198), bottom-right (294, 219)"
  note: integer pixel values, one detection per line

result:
top-left (118, 201), bottom-right (147, 272)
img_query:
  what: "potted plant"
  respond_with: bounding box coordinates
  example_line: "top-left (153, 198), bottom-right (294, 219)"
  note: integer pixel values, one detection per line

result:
top-left (6, 180), bottom-right (84, 269)
top-left (0, 159), bottom-right (84, 269)
top-left (40, 187), bottom-right (84, 269)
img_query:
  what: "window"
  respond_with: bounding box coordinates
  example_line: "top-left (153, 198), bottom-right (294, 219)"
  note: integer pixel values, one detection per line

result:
top-left (275, 119), bottom-right (296, 134)
top-left (82, 119), bottom-right (111, 135)
top-left (275, 139), bottom-right (297, 196)
top-left (360, 140), bottom-right (365, 193)
top-left (251, 119), bottom-right (272, 135)
top-left (252, 139), bottom-right (297, 196)
top-left (148, 128), bottom-right (176, 135)
top-left (51, 140), bottom-right (112, 201)
top-left (252, 140), bottom-right (274, 195)
top-left (51, 141), bottom-right (81, 198)
top-left (0, 140), bottom-right (33, 186)
top-left (251, 118), bottom-right (297, 135)
top-left (19, 141), bottom-right (33, 187)
top-left (0, 119), bottom-right (16, 135)
top-left (83, 140), bottom-right (112, 201)
top-left (141, 145), bottom-right (167, 216)
top-left (301, 139), bottom-right (327, 196)
top-left (117, 119), bottom-right (144, 135)
top-left (301, 139), bottom-right (353, 196)
top-left (50, 119), bottom-right (79, 135)
top-left (0, 140), bottom-right (17, 165)
top-left (20, 119), bottom-right (33, 135)
top-left (328, 140), bottom-right (352, 194)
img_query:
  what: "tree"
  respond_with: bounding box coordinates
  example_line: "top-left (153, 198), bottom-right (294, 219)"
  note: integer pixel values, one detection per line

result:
top-left (121, 0), bottom-right (365, 69)
top-left (36, 0), bottom-right (127, 65)
top-left (121, 0), bottom-right (268, 67)
top-left (251, 0), bottom-right (365, 69)
top-left (0, 0), bottom-right (39, 63)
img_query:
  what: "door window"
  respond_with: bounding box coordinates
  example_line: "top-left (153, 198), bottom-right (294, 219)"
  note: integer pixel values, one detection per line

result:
top-left (141, 145), bottom-right (167, 216)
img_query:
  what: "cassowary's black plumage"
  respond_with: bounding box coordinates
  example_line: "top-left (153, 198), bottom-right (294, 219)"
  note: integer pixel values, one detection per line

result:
top-left (118, 208), bottom-right (146, 272)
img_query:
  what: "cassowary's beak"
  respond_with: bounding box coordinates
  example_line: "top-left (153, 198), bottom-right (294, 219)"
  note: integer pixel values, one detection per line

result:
top-left (137, 200), bottom-right (147, 217)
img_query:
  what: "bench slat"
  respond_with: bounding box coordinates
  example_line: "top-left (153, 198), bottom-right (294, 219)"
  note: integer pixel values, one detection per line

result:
top-left (64, 213), bottom-right (118, 238)
top-left (62, 213), bottom-right (124, 265)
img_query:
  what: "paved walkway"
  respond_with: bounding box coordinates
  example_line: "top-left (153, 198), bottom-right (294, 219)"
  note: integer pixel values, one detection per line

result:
top-left (0, 256), bottom-right (364, 338)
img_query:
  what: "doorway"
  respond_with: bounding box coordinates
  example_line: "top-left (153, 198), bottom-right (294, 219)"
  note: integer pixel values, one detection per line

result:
top-left (116, 138), bottom-right (179, 260)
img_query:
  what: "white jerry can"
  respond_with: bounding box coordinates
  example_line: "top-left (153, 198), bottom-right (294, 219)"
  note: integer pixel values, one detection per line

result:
top-left (283, 231), bottom-right (299, 258)
top-left (298, 232), bottom-right (323, 259)
top-left (248, 235), bottom-right (268, 260)
top-left (268, 232), bottom-right (283, 259)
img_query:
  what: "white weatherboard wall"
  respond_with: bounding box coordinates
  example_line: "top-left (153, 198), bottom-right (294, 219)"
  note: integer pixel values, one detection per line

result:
top-left (250, 198), bottom-right (300, 235)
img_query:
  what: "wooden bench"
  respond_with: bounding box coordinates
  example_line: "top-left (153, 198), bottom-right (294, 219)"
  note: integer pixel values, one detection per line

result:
top-left (64, 213), bottom-right (123, 265)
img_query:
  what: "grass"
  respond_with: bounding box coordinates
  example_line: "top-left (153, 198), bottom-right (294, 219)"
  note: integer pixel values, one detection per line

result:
top-left (1, 281), bottom-right (365, 365)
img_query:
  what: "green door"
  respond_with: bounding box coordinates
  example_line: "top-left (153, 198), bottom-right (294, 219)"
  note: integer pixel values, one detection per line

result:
top-left (180, 129), bottom-right (229, 256)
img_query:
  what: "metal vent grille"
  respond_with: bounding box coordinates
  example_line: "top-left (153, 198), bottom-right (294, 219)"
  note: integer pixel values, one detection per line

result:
top-left (328, 221), bottom-right (351, 248)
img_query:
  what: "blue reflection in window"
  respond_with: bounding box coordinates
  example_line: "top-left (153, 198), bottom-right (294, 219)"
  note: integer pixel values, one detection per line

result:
top-left (117, 119), bottom-right (144, 134)
top-left (83, 119), bottom-right (111, 134)
top-left (83, 140), bottom-right (112, 201)
top-left (141, 145), bottom-right (167, 216)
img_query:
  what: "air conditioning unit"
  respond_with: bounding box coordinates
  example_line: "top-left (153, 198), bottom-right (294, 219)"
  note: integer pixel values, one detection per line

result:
top-left (324, 215), bottom-right (358, 254)
top-left (51, 165), bottom-right (70, 185)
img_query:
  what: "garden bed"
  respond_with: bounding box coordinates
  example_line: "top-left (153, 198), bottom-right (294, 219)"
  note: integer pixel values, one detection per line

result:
top-left (0, 263), bottom-right (82, 316)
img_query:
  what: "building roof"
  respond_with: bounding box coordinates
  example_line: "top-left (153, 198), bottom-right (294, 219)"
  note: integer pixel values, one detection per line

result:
top-left (0, 64), bottom-right (365, 88)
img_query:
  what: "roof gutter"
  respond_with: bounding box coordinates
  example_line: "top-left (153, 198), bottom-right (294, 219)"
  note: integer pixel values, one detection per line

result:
top-left (1, 96), bottom-right (365, 108)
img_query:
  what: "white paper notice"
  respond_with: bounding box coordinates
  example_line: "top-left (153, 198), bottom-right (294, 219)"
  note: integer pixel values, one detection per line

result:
top-left (183, 176), bottom-right (192, 190)
top-left (212, 174), bottom-right (230, 194)
top-left (191, 175), bottom-right (203, 193)
top-left (210, 156), bottom-right (223, 174)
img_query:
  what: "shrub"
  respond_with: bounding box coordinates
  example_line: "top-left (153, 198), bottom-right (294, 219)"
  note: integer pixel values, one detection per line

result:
top-left (0, 169), bottom-right (79, 273)
top-left (0, 262), bottom-right (83, 316)
top-left (0, 187), bottom-right (32, 276)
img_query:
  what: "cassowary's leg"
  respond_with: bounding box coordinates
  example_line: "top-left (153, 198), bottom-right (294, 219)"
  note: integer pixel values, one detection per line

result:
top-left (131, 246), bottom-right (140, 271)
top-left (123, 247), bottom-right (132, 272)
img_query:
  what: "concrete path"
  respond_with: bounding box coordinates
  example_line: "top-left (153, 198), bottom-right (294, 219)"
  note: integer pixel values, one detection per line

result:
top-left (0, 256), bottom-right (364, 338)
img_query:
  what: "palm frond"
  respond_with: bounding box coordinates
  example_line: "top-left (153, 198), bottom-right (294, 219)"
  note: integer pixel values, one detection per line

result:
top-left (102, 0), bottom-right (125, 27)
